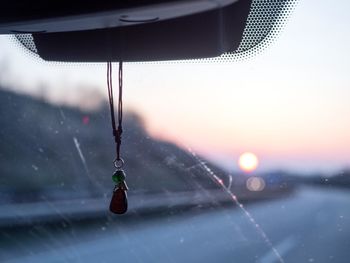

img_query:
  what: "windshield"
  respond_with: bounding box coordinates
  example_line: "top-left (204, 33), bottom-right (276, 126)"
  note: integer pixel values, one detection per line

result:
top-left (1, 1), bottom-right (350, 263)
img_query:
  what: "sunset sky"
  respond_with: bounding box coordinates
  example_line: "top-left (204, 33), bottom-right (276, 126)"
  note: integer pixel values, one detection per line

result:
top-left (0, 0), bottom-right (349, 173)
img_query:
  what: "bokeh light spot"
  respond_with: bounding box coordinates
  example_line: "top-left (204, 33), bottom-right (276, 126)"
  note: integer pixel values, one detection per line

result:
top-left (246, 176), bottom-right (265, 191)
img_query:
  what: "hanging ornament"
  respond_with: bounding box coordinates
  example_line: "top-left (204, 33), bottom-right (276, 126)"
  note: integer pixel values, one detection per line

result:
top-left (107, 61), bottom-right (128, 214)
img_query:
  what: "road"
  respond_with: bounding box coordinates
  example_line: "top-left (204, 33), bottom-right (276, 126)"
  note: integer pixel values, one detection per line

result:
top-left (1, 187), bottom-right (350, 263)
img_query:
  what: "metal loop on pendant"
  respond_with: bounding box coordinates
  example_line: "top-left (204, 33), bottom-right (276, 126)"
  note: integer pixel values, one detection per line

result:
top-left (114, 158), bottom-right (124, 169)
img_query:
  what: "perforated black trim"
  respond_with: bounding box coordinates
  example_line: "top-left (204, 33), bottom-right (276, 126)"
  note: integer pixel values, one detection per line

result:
top-left (14, 0), bottom-right (298, 62)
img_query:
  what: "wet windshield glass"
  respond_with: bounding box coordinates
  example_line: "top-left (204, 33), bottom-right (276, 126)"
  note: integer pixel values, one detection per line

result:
top-left (1, 1), bottom-right (350, 262)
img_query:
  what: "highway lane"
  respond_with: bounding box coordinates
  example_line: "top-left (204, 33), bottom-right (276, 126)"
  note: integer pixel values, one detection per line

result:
top-left (2, 187), bottom-right (350, 263)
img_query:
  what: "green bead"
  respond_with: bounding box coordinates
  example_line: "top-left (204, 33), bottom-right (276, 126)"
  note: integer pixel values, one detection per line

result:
top-left (112, 170), bottom-right (126, 183)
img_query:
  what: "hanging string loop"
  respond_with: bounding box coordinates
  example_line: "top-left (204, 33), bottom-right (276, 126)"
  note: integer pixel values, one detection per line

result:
top-left (107, 61), bottom-right (124, 165)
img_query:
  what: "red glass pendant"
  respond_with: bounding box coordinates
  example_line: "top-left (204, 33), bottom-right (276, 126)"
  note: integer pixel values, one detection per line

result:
top-left (109, 188), bottom-right (128, 214)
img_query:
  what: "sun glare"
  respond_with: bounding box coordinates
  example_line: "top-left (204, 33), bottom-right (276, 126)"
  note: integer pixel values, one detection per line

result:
top-left (238, 152), bottom-right (258, 173)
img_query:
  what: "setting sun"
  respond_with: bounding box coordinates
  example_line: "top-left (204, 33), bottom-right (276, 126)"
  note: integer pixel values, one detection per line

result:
top-left (238, 152), bottom-right (259, 173)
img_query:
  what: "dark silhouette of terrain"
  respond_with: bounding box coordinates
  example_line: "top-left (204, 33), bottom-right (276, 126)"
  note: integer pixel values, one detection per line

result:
top-left (0, 88), bottom-right (229, 203)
